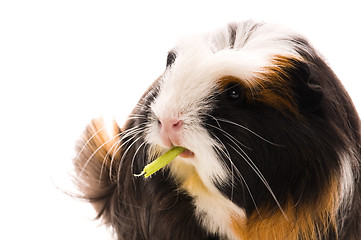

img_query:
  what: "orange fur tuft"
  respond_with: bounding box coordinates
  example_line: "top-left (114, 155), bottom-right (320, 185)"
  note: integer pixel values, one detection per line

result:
top-left (73, 118), bottom-right (121, 216)
top-left (230, 178), bottom-right (339, 240)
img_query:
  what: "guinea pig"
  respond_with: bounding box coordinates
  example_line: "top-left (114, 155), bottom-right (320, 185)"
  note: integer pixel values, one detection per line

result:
top-left (73, 20), bottom-right (361, 240)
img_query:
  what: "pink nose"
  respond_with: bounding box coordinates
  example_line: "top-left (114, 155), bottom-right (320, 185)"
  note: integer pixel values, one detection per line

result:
top-left (158, 118), bottom-right (183, 147)
top-left (158, 118), bottom-right (183, 130)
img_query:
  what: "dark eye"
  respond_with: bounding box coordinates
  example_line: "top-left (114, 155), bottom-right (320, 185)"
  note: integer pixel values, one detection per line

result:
top-left (166, 51), bottom-right (177, 67)
top-left (226, 83), bottom-right (243, 102)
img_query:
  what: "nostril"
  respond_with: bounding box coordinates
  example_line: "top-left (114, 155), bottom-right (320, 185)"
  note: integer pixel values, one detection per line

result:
top-left (172, 120), bottom-right (181, 127)
top-left (171, 120), bottom-right (183, 129)
top-left (158, 118), bottom-right (183, 131)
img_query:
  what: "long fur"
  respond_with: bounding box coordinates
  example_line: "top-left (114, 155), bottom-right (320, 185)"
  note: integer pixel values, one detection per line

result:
top-left (73, 20), bottom-right (361, 239)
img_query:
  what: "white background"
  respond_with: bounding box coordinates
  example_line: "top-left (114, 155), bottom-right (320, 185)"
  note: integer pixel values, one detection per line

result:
top-left (0, 0), bottom-right (360, 239)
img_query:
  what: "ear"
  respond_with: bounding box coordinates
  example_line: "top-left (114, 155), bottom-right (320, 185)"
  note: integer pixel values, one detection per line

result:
top-left (297, 81), bottom-right (323, 112)
top-left (290, 60), bottom-right (324, 113)
top-left (73, 118), bottom-right (121, 218)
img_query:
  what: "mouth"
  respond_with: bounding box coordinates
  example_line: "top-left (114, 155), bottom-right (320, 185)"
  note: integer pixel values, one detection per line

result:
top-left (179, 148), bottom-right (195, 158)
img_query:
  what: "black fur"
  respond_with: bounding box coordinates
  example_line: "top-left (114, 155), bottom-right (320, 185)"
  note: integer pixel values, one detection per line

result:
top-left (166, 51), bottom-right (177, 68)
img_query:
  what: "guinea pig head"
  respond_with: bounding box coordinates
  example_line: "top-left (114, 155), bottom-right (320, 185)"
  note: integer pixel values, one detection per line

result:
top-left (143, 24), bottom-right (323, 192)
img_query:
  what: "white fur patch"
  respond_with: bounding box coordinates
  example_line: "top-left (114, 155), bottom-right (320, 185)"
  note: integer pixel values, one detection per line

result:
top-left (169, 158), bottom-right (246, 240)
top-left (188, 180), bottom-right (246, 240)
top-left (338, 152), bottom-right (355, 212)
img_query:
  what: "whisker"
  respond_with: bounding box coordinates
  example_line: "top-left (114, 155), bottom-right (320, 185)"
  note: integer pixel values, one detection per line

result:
top-left (212, 145), bottom-right (235, 200)
top-left (216, 118), bottom-right (284, 147)
top-left (105, 124), bottom-right (146, 179)
top-left (228, 144), bottom-right (288, 220)
top-left (74, 125), bottom-right (107, 164)
top-left (126, 113), bottom-right (148, 121)
top-left (208, 126), bottom-right (262, 216)
top-left (205, 122), bottom-right (252, 150)
top-left (204, 113), bottom-right (222, 129)
top-left (235, 162), bottom-right (263, 219)
top-left (108, 139), bottom-right (125, 180)
top-left (119, 124), bottom-right (146, 141)
top-left (112, 126), bottom-right (145, 164)
top-left (206, 120), bottom-right (286, 219)
top-left (133, 102), bottom-right (150, 112)
top-left (206, 124), bottom-right (243, 202)
top-left (130, 140), bottom-right (148, 176)
top-left (128, 113), bottom-right (146, 117)
top-left (126, 116), bottom-right (147, 121)
top-left (117, 135), bottom-right (144, 184)
top-left (206, 125), bottom-right (243, 179)
top-left (98, 139), bottom-right (122, 184)
top-left (78, 132), bottom-right (122, 178)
